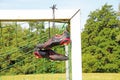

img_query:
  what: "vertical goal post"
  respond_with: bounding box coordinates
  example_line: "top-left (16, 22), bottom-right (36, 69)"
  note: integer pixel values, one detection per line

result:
top-left (0, 9), bottom-right (82, 80)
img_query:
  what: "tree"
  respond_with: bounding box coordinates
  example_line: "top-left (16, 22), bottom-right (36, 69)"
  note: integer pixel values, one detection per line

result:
top-left (82, 4), bottom-right (120, 73)
top-left (0, 21), bottom-right (66, 75)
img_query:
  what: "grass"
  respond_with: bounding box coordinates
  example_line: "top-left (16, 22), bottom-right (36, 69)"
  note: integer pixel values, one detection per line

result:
top-left (0, 73), bottom-right (120, 80)
top-left (82, 73), bottom-right (120, 80)
top-left (0, 74), bottom-right (66, 80)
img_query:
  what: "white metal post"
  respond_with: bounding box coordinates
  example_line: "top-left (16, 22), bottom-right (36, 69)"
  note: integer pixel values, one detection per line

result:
top-left (65, 45), bottom-right (70, 80)
top-left (70, 10), bottom-right (82, 80)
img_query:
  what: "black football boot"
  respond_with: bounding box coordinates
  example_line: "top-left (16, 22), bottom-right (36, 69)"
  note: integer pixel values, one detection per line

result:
top-left (35, 30), bottom-right (70, 49)
top-left (33, 49), bottom-right (68, 61)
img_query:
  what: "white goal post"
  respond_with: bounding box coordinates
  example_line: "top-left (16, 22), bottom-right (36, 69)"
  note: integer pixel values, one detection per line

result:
top-left (0, 9), bottom-right (82, 80)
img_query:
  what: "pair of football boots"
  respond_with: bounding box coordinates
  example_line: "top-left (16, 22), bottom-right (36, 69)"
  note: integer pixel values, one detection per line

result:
top-left (34, 31), bottom-right (70, 61)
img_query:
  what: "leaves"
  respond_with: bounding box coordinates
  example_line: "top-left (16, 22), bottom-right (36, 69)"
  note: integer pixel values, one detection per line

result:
top-left (0, 21), bottom-right (66, 75)
top-left (82, 4), bottom-right (120, 73)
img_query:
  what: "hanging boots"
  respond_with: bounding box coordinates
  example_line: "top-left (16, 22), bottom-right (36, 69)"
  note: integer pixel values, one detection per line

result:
top-left (33, 30), bottom-right (70, 61)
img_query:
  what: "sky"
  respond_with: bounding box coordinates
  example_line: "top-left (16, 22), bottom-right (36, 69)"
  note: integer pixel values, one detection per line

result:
top-left (0, 0), bottom-right (119, 29)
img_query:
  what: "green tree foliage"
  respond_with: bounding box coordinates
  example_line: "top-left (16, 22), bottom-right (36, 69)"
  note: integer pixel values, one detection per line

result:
top-left (82, 4), bottom-right (120, 73)
top-left (0, 21), bottom-right (66, 75)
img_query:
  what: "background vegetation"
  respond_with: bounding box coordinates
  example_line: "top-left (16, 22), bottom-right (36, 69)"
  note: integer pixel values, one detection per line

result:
top-left (82, 4), bottom-right (120, 73)
top-left (0, 21), bottom-right (67, 75)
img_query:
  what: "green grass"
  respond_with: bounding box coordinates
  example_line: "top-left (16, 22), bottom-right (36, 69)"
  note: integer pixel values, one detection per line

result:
top-left (0, 74), bottom-right (66, 80)
top-left (0, 73), bottom-right (120, 80)
top-left (82, 73), bottom-right (120, 80)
